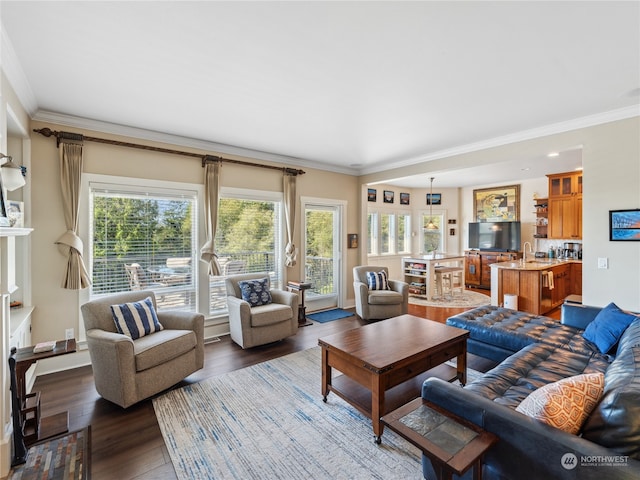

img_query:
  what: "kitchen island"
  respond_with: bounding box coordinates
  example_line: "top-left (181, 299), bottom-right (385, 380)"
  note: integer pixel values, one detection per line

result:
top-left (490, 259), bottom-right (582, 314)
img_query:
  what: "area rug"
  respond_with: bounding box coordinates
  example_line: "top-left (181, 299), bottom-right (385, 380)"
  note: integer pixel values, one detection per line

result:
top-left (153, 347), bottom-right (424, 479)
top-left (9, 427), bottom-right (90, 480)
top-left (307, 308), bottom-right (354, 323)
top-left (409, 290), bottom-right (490, 308)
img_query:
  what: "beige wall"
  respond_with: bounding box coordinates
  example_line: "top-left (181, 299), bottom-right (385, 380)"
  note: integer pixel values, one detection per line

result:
top-left (29, 120), bottom-right (360, 348)
top-left (361, 117), bottom-right (640, 311)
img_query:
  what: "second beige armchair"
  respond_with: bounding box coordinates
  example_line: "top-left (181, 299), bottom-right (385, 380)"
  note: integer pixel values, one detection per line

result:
top-left (353, 266), bottom-right (409, 321)
top-left (225, 272), bottom-right (299, 349)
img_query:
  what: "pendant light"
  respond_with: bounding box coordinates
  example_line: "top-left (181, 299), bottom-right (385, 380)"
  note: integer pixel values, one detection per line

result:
top-left (425, 177), bottom-right (438, 230)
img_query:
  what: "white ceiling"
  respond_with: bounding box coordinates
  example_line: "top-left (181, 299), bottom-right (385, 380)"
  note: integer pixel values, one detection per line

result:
top-left (1, 1), bottom-right (639, 187)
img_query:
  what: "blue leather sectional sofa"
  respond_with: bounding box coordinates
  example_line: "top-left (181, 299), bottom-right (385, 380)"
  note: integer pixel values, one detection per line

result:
top-left (421, 303), bottom-right (640, 480)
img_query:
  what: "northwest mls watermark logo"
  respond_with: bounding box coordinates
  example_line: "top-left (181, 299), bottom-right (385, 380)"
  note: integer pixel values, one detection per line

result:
top-left (561, 452), bottom-right (629, 469)
top-left (561, 453), bottom-right (578, 470)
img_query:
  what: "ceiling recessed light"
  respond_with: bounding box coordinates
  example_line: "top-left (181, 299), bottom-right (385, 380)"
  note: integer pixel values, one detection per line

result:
top-left (349, 163), bottom-right (362, 168)
top-left (521, 167), bottom-right (530, 171)
top-left (547, 152), bottom-right (559, 158)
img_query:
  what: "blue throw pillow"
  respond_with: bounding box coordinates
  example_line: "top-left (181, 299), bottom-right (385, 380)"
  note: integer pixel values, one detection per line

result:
top-left (238, 278), bottom-right (272, 307)
top-left (366, 270), bottom-right (390, 290)
top-left (111, 296), bottom-right (163, 340)
top-left (583, 302), bottom-right (638, 354)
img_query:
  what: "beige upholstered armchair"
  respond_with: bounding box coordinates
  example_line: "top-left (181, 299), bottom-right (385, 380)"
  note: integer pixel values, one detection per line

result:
top-left (81, 290), bottom-right (204, 408)
top-left (353, 266), bottom-right (409, 321)
top-left (225, 272), bottom-right (299, 349)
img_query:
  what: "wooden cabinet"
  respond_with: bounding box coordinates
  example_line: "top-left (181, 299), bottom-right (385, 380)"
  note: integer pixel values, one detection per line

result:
top-left (493, 261), bottom-right (582, 315)
top-left (465, 251), bottom-right (481, 287)
top-left (534, 198), bottom-right (548, 238)
top-left (571, 262), bottom-right (582, 296)
top-left (465, 250), bottom-right (521, 290)
top-left (547, 172), bottom-right (582, 239)
top-left (550, 263), bottom-right (571, 308)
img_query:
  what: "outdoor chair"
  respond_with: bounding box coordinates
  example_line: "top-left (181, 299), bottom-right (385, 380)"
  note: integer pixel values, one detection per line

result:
top-left (124, 263), bottom-right (166, 291)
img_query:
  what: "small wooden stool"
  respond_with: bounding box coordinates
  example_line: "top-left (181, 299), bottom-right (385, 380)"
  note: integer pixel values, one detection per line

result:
top-left (435, 267), bottom-right (464, 299)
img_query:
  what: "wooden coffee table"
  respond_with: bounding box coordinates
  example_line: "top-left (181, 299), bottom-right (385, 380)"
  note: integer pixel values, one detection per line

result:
top-left (318, 314), bottom-right (469, 443)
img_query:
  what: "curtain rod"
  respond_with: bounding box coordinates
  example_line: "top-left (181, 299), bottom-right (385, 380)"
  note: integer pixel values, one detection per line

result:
top-left (32, 127), bottom-right (306, 176)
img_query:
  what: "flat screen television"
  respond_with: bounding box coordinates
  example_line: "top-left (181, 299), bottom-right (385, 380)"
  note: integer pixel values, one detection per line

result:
top-left (468, 221), bottom-right (521, 251)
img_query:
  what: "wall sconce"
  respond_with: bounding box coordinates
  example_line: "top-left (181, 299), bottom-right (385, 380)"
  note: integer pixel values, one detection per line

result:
top-left (0, 154), bottom-right (26, 191)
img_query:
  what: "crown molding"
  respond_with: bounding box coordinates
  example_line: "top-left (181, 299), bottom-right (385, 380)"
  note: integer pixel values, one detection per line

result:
top-left (360, 104), bottom-right (640, 176)
top-left (32, 110), bottom-right (359, 176)
top-left (1, 23), bottom-right (38, 115)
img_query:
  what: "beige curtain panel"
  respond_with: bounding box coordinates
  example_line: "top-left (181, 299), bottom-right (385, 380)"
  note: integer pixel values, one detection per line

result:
top-left (55, 142), bottom-right (91, 289)
top-left (200, 161), bottom-right (222, 276)
top-left (283, 172), bottom-right (297, 267)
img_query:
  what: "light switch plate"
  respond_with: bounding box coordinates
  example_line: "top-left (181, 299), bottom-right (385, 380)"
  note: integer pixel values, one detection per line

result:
top-left (597, 257), bottom-right (608, 269)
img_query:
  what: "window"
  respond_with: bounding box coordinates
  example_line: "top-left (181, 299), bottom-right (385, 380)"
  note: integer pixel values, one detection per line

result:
top-left (380, 213), bottom-right (393, 254)
top-left (368, 210), bottom-right (411, 255)
top-left (397, 214), bottom-right (411, 253)
top-left (421, 213), bottom-right (444, 253)
top-left (367, 212), bottom-right (378, 255)
top-left (209, 190), bottom-right (283, 315)
top-left (89, 182), bottom-right (198, 312)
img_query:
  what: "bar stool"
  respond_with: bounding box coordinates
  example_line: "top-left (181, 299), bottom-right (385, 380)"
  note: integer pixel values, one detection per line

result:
top-left (435, 267), bottom-right (464, 299)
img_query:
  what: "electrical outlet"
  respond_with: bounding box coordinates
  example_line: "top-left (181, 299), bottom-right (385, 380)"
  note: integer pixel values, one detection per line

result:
top-left (65, 328), bottom-right (74, 340)
top-left (597, 257), bottom-right (608, 269)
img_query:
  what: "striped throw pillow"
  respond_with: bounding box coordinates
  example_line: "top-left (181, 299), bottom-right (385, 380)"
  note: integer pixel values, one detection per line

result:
top-left (111, 296), bottom-right (164, 340)
top-left (366, 270), bottom-right (390, 290)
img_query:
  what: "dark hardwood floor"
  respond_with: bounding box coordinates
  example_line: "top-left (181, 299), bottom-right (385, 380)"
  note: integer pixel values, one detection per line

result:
top-left (30, 291), bottom-right (543, 479)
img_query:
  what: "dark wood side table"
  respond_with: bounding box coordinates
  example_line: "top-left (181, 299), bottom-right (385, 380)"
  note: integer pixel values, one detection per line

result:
top-left (382, 397), bottom-right (497, 480)
top-left (9, 339), bottom-right (77, 466)
top-left (287, 281), bottom-right (313, 326)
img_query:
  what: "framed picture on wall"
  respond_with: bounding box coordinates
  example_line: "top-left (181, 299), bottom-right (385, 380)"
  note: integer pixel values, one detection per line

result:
top-left (473, 184), bottom-right (520, 222)
top-left (367, 188), bottom-right (377, 202)
top-left (0, 176), bottom-right (10, 227)
top-left (348, 233), bottom-right (359, 248)
top-left (8, 201), bottom-right (23, 228)
top-left (383, 190), bottom-right (394, 203)
top-left (609, 209), bottom-right (640, 241)
top-left (426, 193), bottom-right (441, 205)
top-left (400, 193), bottom-right (410, 205)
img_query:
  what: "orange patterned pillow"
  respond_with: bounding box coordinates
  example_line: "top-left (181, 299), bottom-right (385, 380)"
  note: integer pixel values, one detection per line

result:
top-left (515, 373), bottom-right (605, 435)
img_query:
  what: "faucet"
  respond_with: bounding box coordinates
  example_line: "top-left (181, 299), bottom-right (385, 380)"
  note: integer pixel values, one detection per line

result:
top-left (523, 241), bottom-right (533, 263)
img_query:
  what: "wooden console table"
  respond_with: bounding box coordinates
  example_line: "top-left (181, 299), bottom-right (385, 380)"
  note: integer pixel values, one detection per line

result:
top-left (9, 339), bottom-right (77, 466)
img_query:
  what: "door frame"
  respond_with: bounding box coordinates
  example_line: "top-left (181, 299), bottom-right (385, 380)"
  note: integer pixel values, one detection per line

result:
top-left (300, 196), bottom-right (347, 311)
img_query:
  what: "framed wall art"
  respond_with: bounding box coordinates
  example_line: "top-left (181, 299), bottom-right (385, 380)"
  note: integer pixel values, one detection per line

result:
top-left (609, 209), bottom-right (640, 241)
top-left (367, 188), bottom-right (377, 202)
top-left (426, 193), bottom-right (441, 205)
top-left (383, 190), bottom-right (394, 204)
top-left (400, 193), bottom-right (410, 205)
top-left (0, 175), bottom-right (10, 227)
top-left (473, 184), bottom-right (520, 222)
top-left (348, 233), bottom-right (359, 248)
top-left (8, 200), bottom-right (23, 227)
